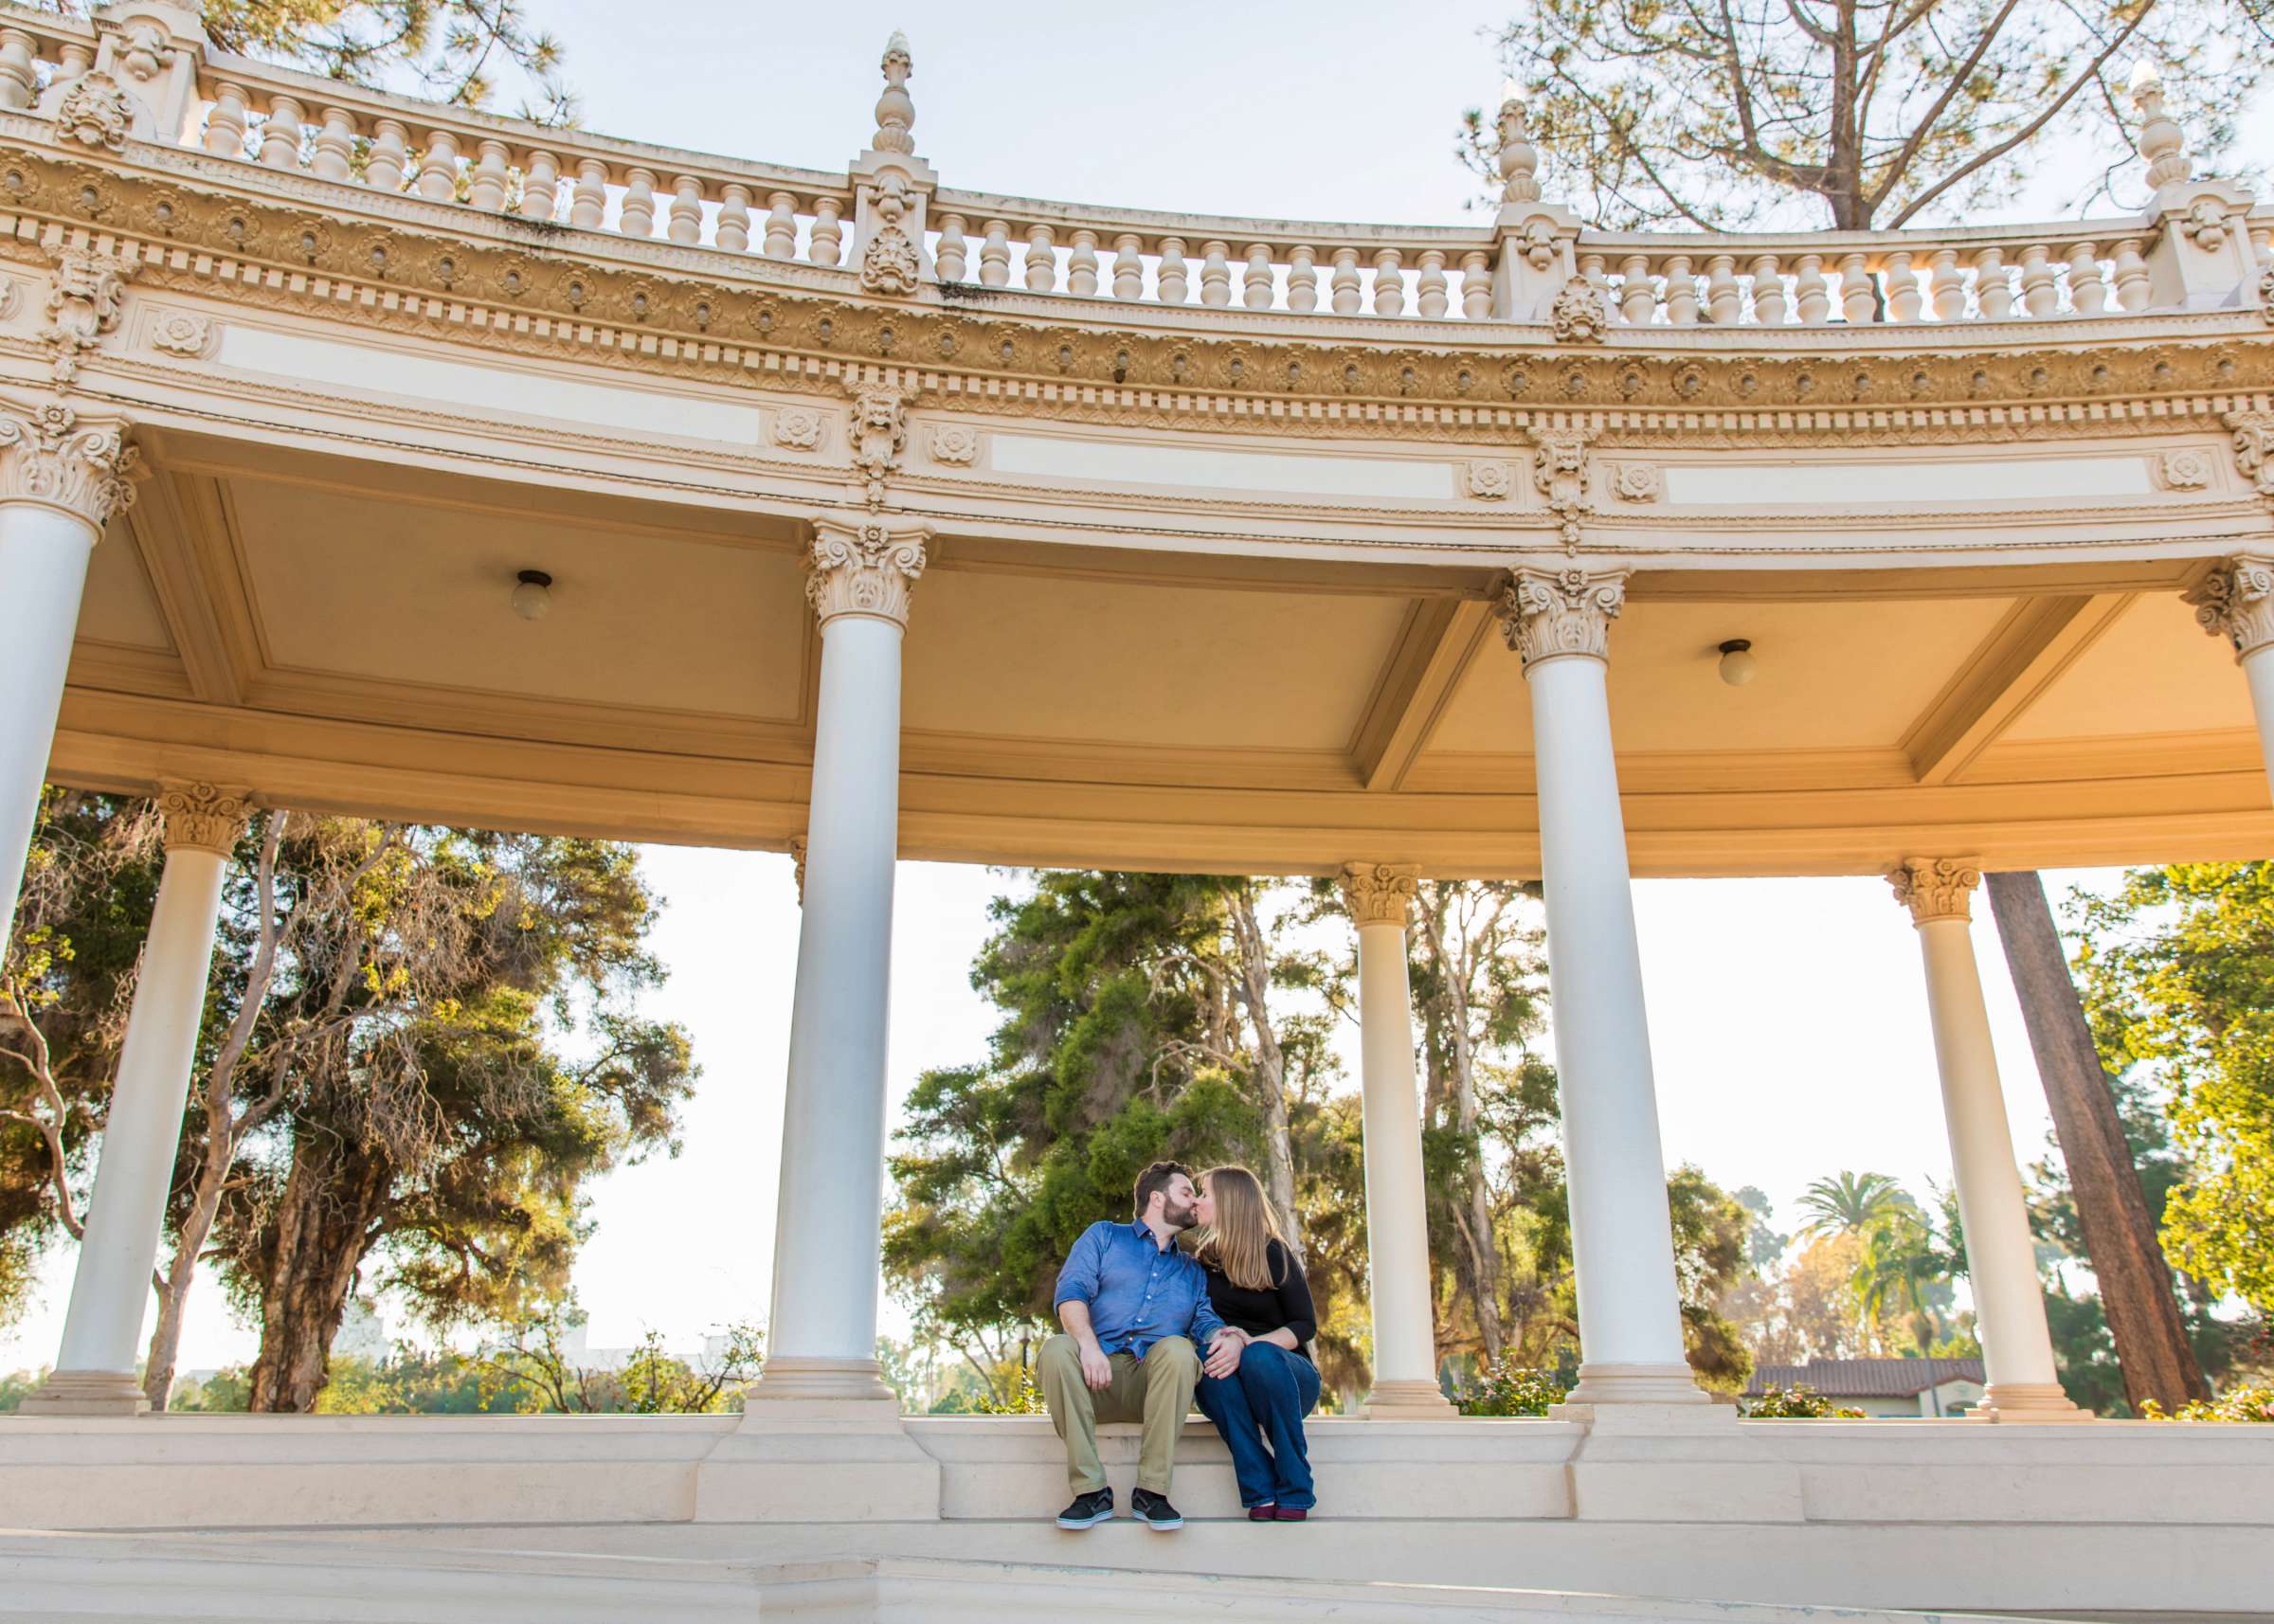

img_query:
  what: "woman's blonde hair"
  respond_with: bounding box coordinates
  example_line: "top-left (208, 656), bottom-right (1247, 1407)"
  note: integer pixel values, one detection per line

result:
top-left (1195, 1164), bottom-right (1288, 1292)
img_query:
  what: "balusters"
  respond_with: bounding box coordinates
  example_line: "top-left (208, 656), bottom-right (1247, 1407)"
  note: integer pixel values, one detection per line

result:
top-left (1880, 249), bottom-right (1920, 321)
top-left (808, 197), bottom-right (843, 265)
top-left (1158, 238), bottom-right (1190, 304)
top-left (470, 141), bottom-right (512, 213)
top-left (1241, 244), bottom-right (1274, 311)
top-left (1460, 249), bottom-right (1490, 320)
top-left (1974, 247), bottom-right (2012, 319)
top-left (1928, 248), bottom-right (1964, 321)
top-left (1026, 225), bottom-right (1059, 293)
top-left (205, 85), bottom-right (251, 158)
top-left (0, 30), bottom-right (35, 112)
top-left (258, 96), bottom-right (304, 171)
top-left (523, 151), bottom-right (561, 221)
top-left (716, 183), bottom-right (751, 251)
top-left (1372, 248), bottom-right (1406, 316)
top-left (2065, 241), bottom-right (2108, 314)
top-left (1580, 252), bottom-right (1613, 326)
top-left (934, 214), bottom-right (969, 281)
top-left (1199, 240), bottom-right (1233, 307)
top-left (1705, 254), bottom-right (1740, 325)
top-left (1288, 245), bottom-right (1320, 313)
top-left (1111, 233), bottom-right (1144, 299)
top-left (619, 168), bottom-right (658, 237)
top-left (2019, 244), bottom-right (2057, 316)
top-left (56, 41), bottom-right (88, 80)
top-left (416, 129), bottom-right (461, 201)
top-left (764, 192), bottom-right (799, 259)
top-left (571, 159), bottom-right (607, 228)
top-left (1069, 230), bottom-right (1100, 296)
top-left (978, 219), bottom-right (1011, 286)
top-left (667, 174), bottom-right (703, 244)
top-left (368, 119), bottom-right (410, 192)
top-left (1837, 252), bottom-right (1875, 323)
top-left (1749, 254), bottom-right (1786, 325)
top-left (1417, 249), bottom-right (1449, 317)
top-left (2111, 237), bottom-right (2151, 312)
top-left (1328, 248), bottom-right (1362, 315)
top-left (1618, 255), bottom-right (1653, 325)
top-left (1663, 254), bottom-right (1698, 324)
top-left (1795, 253), bottom-right (1830, 324)
top-left (311, 108), bottom-right (355, 182)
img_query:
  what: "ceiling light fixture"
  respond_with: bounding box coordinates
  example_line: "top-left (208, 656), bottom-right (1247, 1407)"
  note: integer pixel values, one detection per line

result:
top-left (511, 568), bottom-right (553, 622)
top-left (1717, 639), bottom-right (1757, 686)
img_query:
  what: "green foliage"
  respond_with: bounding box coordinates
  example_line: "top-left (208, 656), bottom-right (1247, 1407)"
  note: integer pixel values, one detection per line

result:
top-left (0, 1365), bottom-right (48, 1412)
top-left (170, 1365), bottom-right (254, 1412)
top-left (2140, 1384), bottom-right (2274, 1422)
top-left (472, 1304), bottom-right (762, 1414)
top-left (968, 1368), bottom-right (1049, 1415)
top-left (1744, 1385), bottom-right (1865, 1419)
top-left (1452, 1358), bottom-right (1565, 1416)
top-left (1668, 1164), bottom-right (1755, 1392)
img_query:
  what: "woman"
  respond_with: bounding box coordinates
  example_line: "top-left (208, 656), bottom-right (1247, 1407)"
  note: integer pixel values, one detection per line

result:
top-left (1190, 1164), bottom-right (1322, 1521)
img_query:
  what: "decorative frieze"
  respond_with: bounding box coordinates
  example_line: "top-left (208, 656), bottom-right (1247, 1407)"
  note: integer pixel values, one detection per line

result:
top-left (147, 308), bottom-right (214, 358)
top-left (1495, 567), bottom-right (1626, 667)
top-left (2184, 554), bottom-right (2274, 659)
top-left (1337, 861), bottom-right (1420, 929)
top-left (1465, 459), bottom-right (1512, 499)
top-left (1887, 857), bottom-right (1980, 926)
top-left (804, 515), bottom-right (929, 628)
top-left (772, 406), bottom-right (824, 450)
top-left (0, 400), bottom-right (143, 527)
top-left (929, 423), bottom-right (979, 465)
top-left (2155, 448), bottom-right (2215, 490)
top-left (155, 780), bottom-right (254, 856)
top-left (43, 246), bottom-right (136, 386)
top-left (1610, 461), bottom-right (1664, 502)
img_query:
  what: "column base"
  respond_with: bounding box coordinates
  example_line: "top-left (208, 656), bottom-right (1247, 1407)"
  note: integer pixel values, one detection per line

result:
top-left (695, 1358), bottom-right (939, 1522)
top-left (1973, 1381), bottom-right (2092, 1422)
top-left (1556, 1362), bottom-right (1709, 1409)
top-left (17, 1369), bottom-right (151, 1416)
top-left (1362, 1378), bottom-right (1456, 1418)
top-left (739, 1353), bottom-right (898, 1413)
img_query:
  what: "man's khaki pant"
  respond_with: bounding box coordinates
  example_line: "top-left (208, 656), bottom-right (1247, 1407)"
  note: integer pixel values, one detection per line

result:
top-left (1038, 1332), bottom-right (1199, 1496)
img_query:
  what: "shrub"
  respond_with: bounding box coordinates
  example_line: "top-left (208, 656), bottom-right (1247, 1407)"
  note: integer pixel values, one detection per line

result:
top-left (970, 1369), bottom-right (1048, 1415)
top-left (1453, 1360), bottom-right (1563, 1417)
top-left (1744, 1385), bottom-right (1865, 1419)
top-left (2139, 1385), bottom-right (2274, 1423)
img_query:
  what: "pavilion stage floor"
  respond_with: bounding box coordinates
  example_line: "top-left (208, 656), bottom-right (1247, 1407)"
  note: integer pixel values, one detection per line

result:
top-left (1, 1410), bottom-right (2269, 1621)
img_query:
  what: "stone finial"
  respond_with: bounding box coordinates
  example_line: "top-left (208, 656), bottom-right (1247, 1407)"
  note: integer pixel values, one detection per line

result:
top-left (1496, 567), bottom-right (1626, 667)
top-left (1888, 857), bottom-right (1981, 926)
top-left (154, 779), bottom-right (253, 856)
top-left (872, 31), bottom-right (914, 155)
top-left (1338, 861), bottom-right (1420, 929)
top-left (2130, 61), bottom-right (2191, 192)
top-left (2185, 554), bottom-right (2274, 660)
top-left (1497, 82), bottom-right (1540, 206)
top-left (804, 515), bottom-right (929, 628)
top-left (0, 400), bottom-right (142, 528)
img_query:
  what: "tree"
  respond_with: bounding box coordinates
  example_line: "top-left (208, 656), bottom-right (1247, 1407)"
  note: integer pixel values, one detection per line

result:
top-left (1987, 870), bottom-right (2207, 1412)
top-left (1462, 0), bottom-right (2263, 230)
top-left (1796, 1170), bottom-right (1914, 1239)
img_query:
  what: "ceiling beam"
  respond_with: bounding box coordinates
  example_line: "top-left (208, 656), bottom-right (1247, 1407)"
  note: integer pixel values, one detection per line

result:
top-left (1349, 597), bottom-right (1498, 793)
top-left (1902, 593), bottom-right (2135, 785)
top-left (121, 466), bottom-right (246, 708)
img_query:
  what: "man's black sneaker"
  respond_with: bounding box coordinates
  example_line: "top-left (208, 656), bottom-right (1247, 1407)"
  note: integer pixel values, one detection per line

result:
top-left (1054, 1488), bottom-right (1114, 1529)
top-left (1130, 1488), bottom-right (1184, 1531)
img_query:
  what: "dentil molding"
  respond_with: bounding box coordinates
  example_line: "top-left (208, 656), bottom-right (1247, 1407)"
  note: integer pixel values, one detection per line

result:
top-left (1337, 861), bottom-right (1420, 928)
top-left (155, 779), bottom-right (254, 856)
top-left (0, 397), bottom-right (141, 527)
top-left (1497, 566), bottom-right (1625, 667)
top-left (804, 515), bottom-right (929, 627)
top-left (2185, 553), bottom-right (2274, 659)
top-left (1887, 857), bottom-right (1981, 925)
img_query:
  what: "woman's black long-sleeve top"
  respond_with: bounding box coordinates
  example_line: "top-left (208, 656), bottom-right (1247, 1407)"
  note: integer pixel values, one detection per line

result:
top-left (1201, 1238), bottom-right (1317, 1350)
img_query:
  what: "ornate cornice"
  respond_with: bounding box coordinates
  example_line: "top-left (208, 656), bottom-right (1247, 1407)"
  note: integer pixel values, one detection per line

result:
top-left (1496, 567), bottom-right (1626, 668)
top-left (1338, 860), bottom-right (1419, 928)
top-left (154, 778), bottom-right (253, 856)
top-left (804, 514), bottom-right (928, 627)
top-left (0, 397), bottom-right (141, 527)
top-left (2185, 553), bottom-right (2274, 659)
top-left (1887, 857), bottom-right (1980, 925)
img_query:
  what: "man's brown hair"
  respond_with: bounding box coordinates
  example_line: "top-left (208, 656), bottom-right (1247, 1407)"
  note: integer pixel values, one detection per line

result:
top-left (1132, 1160), bottom-right (1192, 1218)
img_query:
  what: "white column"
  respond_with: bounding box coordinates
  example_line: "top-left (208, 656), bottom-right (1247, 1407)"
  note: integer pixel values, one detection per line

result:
top-left (2187, 554), bottom-right (2274, 799)
top-left (24, 782), bottom-right (249, 1415)
top-left (1888, 858), bottom-right (2084, 1421)
top-left (1500, 568), bottom-right (1703, 1408)
top-left (1338, 861), bottom-right (1455, 1417)
top-left (0, 404), bottom-right (139, 939)
top-left (747, 517), bottom-right (928, 1408)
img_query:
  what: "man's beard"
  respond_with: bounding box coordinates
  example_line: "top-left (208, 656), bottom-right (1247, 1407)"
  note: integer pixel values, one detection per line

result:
top-left (1164, 1197), bottom-right (1199, 1230)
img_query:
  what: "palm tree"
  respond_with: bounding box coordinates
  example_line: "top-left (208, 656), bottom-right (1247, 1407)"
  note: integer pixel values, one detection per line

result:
top-left (1796, 1171), bottom-right (1915, 1240)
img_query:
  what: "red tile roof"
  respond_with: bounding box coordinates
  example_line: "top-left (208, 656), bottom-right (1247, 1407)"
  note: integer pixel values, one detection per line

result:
top-left (1743, 1357), bottom-right (1986, 1398)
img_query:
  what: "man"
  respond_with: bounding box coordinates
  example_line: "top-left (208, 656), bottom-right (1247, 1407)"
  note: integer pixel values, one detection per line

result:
top-left (1039, 1160), bottom-right (1245, 1531)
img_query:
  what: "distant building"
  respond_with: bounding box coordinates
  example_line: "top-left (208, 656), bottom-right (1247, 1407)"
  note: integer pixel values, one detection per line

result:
top-left (333, 1299), bottom-right (389, 1362)
top-left (1746, 1358), bottom-right (1988, 1418)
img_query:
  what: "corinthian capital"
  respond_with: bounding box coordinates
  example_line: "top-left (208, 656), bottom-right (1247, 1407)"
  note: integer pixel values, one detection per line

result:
top-left (1887, 857), bottom-right (1980, 926)
top-left (2184, 554), bottom-right (2274, 659)
top-left (155, 779), bottom-right (254, 856)
top-left (0, 400), bottom-right (142, 529)
top-left (1496, 567), bottom-right (1627, 667)
top-left (1338, 861), bottom-right (1420, 929)
top-left (804, 515), bottom-right (929, 628)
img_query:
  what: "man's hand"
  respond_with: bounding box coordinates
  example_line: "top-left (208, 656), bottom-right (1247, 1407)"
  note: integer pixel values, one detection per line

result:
top-left (1203, 1327), bottom-right (1247, 1380)
top-left (1078, 1339), bottom-right (1113, 1391)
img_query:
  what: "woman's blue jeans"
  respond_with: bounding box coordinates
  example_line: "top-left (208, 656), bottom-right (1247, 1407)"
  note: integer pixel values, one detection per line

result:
top-left (1194, 1341), bottom-right (1322, 1510)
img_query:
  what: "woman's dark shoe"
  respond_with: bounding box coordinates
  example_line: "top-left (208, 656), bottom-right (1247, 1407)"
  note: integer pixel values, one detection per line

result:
top-left (1130, 1488), bottom-right (1184, 1530)
top-left (1248, 1504), bottom-right (1277, 1522)
top-left (1272, 1505), bottom-right (1309, 1521)
top-left (1054, 1488), bottom-right (1114, 1529)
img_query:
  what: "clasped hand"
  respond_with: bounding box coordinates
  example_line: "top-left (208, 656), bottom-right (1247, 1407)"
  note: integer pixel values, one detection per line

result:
top-left (1202, 1326), bottom-right (1248, 1379)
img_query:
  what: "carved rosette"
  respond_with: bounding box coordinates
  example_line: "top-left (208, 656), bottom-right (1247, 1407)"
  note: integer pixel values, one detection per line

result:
top-left (1887, 857), bottom-right (1980, 926)
top-left (155, 780), bottom-right (254, 856)
top-left (2184, 554), bottom-right (2274, 659)
top-left (1496, 567), bottom-right (1626, 667)
top-left (0, 400), bottom-right (143, 527)
top-left (1337, 861), bottom-right (1420, 929)
top-left (804, 517), bottom-right (929, 628)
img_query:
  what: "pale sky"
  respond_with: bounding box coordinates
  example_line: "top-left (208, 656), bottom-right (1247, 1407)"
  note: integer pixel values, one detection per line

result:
top-left (0, 1), bottom-right (2175, 1374)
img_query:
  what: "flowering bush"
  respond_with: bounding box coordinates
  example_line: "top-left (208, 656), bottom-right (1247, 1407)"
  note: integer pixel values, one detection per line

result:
top-left (2139, 1384), bottom-right (2274, 1423)
top-left (1744, 1385), bottom-right (1865, 1418)
top-left (1453, 1361), bottom-right (1565, 1416)
top-left (970, 1369), bottom-right (1049, 1415)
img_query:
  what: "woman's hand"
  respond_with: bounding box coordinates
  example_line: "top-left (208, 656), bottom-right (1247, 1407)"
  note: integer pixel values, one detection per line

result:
top-left (1203, 1327), bottom-right (1247, 1379)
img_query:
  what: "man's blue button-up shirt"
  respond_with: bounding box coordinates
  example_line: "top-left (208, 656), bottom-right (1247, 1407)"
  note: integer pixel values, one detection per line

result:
top-left (1053, 1218), bottom-right (1226, 1360)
